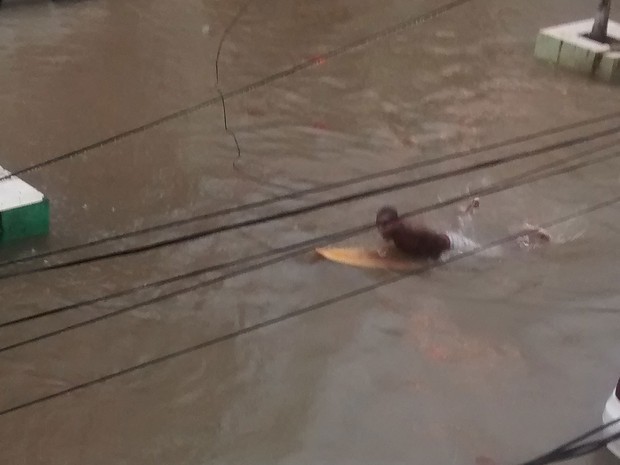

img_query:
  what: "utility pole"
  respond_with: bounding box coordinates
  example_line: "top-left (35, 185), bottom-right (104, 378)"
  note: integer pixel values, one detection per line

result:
top-left (590, 0), bottom-right (612, 43)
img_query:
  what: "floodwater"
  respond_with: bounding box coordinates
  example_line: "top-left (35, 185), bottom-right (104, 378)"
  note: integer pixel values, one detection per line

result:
top-left (0, 0), bottom-right (619, 464)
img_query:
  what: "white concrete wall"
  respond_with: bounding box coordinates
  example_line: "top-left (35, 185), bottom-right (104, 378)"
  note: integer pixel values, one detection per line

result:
top-left (0, 166), bottom-right (45, 212)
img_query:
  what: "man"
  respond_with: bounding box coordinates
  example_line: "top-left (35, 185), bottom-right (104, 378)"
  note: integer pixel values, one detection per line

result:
top-left (375, 203), bottom-right (549, 261)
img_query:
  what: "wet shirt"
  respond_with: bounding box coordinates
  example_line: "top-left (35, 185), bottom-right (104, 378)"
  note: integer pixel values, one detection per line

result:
top-left (389, 224), bottom-right (450, 260)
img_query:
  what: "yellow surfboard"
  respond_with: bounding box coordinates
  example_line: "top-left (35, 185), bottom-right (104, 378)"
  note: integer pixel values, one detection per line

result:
top-left (315, 246), bottom-right (420, 271)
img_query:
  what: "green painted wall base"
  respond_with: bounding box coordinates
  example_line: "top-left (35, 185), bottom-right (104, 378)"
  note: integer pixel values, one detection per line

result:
top-left (0, 198), bottom-right (50, 244)
top-left (534, 19), bottom-right (620, 84)
top-left (0, 164), bottom-right (50, 244)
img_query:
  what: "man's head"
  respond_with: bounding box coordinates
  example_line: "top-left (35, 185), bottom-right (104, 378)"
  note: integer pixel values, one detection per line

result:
top-left (376, 206), bottom-right (399, 239)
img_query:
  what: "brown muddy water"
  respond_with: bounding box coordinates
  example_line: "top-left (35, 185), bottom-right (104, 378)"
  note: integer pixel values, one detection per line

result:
top-left (0, 0), bottom-right (619, 464)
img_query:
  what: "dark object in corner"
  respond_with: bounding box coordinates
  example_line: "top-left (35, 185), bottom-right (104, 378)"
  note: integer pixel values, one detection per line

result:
top-left (590, 0), bottom-right (612, 43)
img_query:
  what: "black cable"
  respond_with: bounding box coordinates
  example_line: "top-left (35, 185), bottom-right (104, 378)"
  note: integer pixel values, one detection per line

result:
top-left (0, 253), bottom-right (266, 329)
top-left (214, 0), bottom-right (294, 191)
top-left (2, 111), bottom-right (619, 270)
top-left (214, 1), bottom-right (254, 86)
top-left (552, 428), bottom-right (620, 461)
top-left (1, 192), bottom-right (619, 417)
top-left (2, 144), bottom-right (617, 353)
top-left (215, 0), bottom-right (251, 169)
top-left (2, 125), bottom-right (618, 280)
top-left (2, 138), bottom-right (617, 329)
top-left (3, 4), bottom-right (618, 457)
top-left (218, 89), bottom-right (243, 167)
top-left (541, 417), bottom-right (620, 455)
top-left (519, 418), bottom-right (620, 465)
top-left (0, 0), bottom-right (472, 184)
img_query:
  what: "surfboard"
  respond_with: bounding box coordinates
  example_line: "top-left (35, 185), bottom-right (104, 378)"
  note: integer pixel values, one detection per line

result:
top-left (315, 246), bottom-right (420, 271)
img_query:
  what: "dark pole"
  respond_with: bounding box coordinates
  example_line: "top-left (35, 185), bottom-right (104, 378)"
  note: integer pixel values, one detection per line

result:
top-left (591, 0), bottom-right (612, 43)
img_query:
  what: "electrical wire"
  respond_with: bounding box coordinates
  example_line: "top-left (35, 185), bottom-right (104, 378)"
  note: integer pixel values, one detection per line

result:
top-left (2, 5), bottom-right (618, 460)
top-left (1, 191), bottom-right (619, 417)
top-left (2, 144), bottom-right (618, 353)
top-left (214, 0), bottom-right (296, 191)
top-left (0, 0), bottom-right (473, 184)
top-left (519, 418), bottom-right (620, 465)
top-left (2, 112), bottom-right (619, 270)
top-left (1, 126), bottom-right (618, 280)
top-left (2, 137), bottom-right (618, 329)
